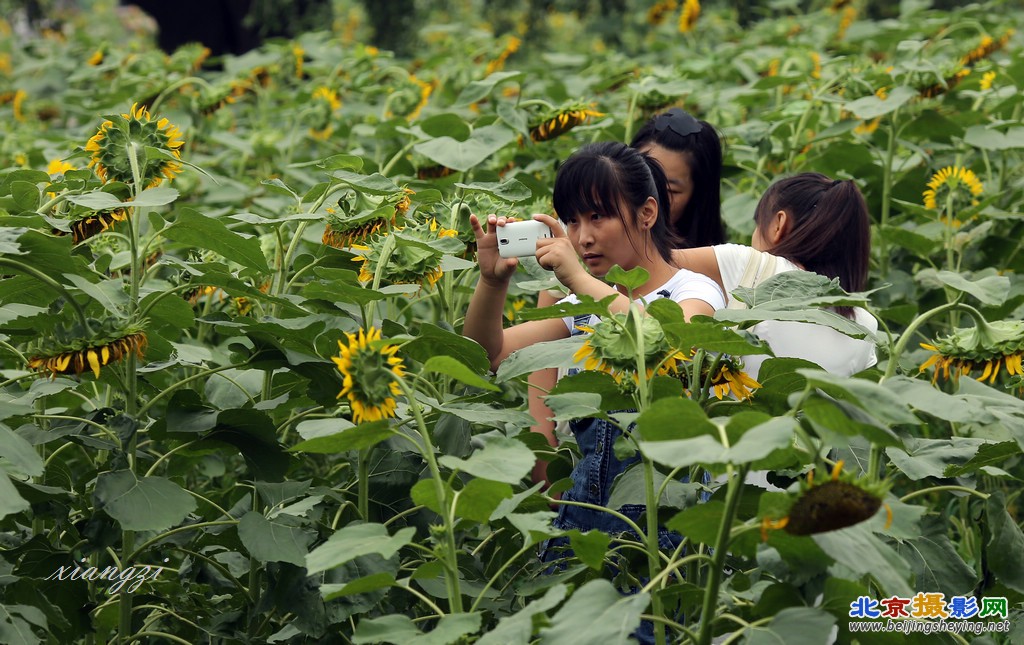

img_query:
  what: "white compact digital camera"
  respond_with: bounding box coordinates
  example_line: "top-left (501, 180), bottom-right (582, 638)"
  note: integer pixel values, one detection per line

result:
top-left (496, 220), bottom-right (553, 258)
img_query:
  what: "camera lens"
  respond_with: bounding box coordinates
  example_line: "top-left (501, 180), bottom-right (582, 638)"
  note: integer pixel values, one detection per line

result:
top-left (500, 239), bottom-right (508, 244)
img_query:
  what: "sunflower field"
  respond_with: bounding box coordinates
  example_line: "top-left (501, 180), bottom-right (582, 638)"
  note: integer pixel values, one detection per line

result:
top-left (1, 0), bottom-right (1023, 643)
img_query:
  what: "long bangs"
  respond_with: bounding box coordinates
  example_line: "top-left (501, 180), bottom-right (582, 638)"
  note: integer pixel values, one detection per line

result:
top-left (553, 154), bottom-right (624, 223)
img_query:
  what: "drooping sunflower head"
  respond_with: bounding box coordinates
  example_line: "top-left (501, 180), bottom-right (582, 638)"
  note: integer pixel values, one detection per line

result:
top-left (919, 319), bottom-right (1024, 392)
top-left (28, 320), bottom-right (148, 379)
top-left (528, 102), bottom-right (605, 143)
top-left (350, 219), bottom-right (459, 289)
top-left (62, 209), bottom-right (129, 244)
top-left (708, 357), bottom-right (762, 401)
top-left (761, 460), bottom-right (892, 540)
top-left (667, 350), bottom-right (760, 401)
top-left (321, 188), bottom-right (413, 249)
top-left (922, 165), bottom-right (983, 211)
top-left (85, 102), bottom-right (184, 187)
top-left (572, 313), bottom-right (682, 384)
top-left (960, 30), bottom-right (1013, 67)
top-left (332, 327), bottom-right (405, 424)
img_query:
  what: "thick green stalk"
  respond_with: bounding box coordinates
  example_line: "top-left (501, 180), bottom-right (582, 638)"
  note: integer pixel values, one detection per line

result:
top-left (396, 376), bottom-right (463, 612)
top-left (900, 485), bottom-right (990, 503)
top-left (878, 108), bottom-right (900, 278)
top-left (364, 233), bottom-right (397, 326)
top-left (643, 458), bottom-right (667, 645)
top-left (117, 139), bottom-right (149, 645)
top-left (696, 464), bottom-right (748, 645)
top-left (357, 448), bottom-right (370, 520)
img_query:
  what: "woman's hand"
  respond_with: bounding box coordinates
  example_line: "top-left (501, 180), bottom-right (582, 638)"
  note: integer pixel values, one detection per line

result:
top-left (532, 213), bottom-right (587, 289)
top-left (470, 213), bottom-right (520, 286)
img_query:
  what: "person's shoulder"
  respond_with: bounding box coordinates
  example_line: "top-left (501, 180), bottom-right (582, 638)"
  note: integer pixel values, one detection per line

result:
top-left (712, 243), bottom-right (751, 262)
top-left (667, 266), bottom-right (721, 289)
top-left (852, 306), bottom-right (879, 332)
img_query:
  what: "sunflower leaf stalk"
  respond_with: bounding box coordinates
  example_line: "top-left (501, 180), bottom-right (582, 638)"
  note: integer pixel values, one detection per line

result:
top-left (629, 304), bottom-right (667, 645)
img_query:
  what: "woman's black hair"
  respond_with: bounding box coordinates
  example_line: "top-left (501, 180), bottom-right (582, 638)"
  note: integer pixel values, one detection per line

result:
top-left (754, 172), bottom-right (871, 315)
top-left (552, 141), bottom-right (681, 264)
top-left (630, 108), bottom-right (726, 247)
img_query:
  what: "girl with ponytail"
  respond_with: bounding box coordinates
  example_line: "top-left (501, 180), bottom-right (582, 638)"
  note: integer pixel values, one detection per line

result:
top-left (676, 172), bottom-right (877, 378)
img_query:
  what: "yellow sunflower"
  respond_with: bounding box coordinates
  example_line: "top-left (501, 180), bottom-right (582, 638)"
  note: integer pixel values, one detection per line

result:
top-left (46, 158), bottom-right (76, 176)
top-left (836, 5), bottom-right (856, 40)
top-left (29, 328), bottom-right (147, 379)
top-left (85, 102), bottom-right (184, 187)
top-left (332, 327), bottom-right (405, 424)
top-left (647, 0), bottom-right (678, 26)
top-left (12, 89), bottom-right (26, 122)
top-left (292, 43), bottom-right (305, 79)
top-left (64, 209), bottom-right (129, 244)
top-left (528, 104), bottom-right (604, 143)
top-left (570, 314), bottom-right (693, 387)
top-left (709, 362), bottom-right (762, 401)
top-left (408, 75), bottom-right (435, 121)
top-left (485, 36), bottom-right (521, 76)
top-left (980, 71), bottom-right (997, 91)
top-left (922, 165), bottom-right (983, 210)
top-left (678, 0), bottom-right (700, 34)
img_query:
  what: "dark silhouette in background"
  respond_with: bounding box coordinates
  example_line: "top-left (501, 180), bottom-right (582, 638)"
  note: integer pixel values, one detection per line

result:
top-left (120, 0), bottom-right (332, 57)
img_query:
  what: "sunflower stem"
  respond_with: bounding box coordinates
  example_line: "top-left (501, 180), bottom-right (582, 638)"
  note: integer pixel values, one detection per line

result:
top-left (882, 299), bottom-right (965, 382)
top-left (900, 485), bottom-right (990, 503)
top-left (396, 376), bottom-right (463, 613)
top-left (149, 76), bottom-right (215, 114)
top-left (630, 303), bottom-right (666, 645)
top-left (36, 190), bottom-right (80, 214)
top-left (381, 141), bottom-right (416, 177)
top-left (357, 448), bottom-right (370, 521)
top-left (623, 85), bottom-right (641, 143)
top-left (943, 184), bottom-right (960, 328)
top-left (878, 107), bottom-right (900, 278)
top-left (365, 233), bottom-right (397, 326)
top-left (696, 463), bottom-right (748, 645)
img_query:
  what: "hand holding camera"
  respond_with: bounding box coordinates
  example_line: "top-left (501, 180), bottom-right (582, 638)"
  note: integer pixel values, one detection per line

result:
top-left (496, 220), bottom-right (554, 258)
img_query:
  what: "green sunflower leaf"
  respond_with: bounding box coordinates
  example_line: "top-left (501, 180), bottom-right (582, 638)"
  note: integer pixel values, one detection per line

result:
top-left (93, 471), bottom-right (196, 532)
top-left (421, 355), bottom-right (500, 391)
top-left (162, 207), bottom-right (271, 273)
top-left (305, 523), bottom-right (416, 575)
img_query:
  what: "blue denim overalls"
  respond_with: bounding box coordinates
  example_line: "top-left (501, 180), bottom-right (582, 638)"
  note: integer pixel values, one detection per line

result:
top-left (541, 314), bottom-right (701, 644)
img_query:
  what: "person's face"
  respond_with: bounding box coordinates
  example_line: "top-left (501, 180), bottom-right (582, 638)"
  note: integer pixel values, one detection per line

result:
top-left (564, 202), bottom-right (646, 278)
top-left (639, 143), bottom-right (694, 228)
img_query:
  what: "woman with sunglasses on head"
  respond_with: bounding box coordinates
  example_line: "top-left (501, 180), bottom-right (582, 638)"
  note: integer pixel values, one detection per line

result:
top-left (527, 109), bottom-right (727, 485)
top-left (630, 107), bottom-right (726, 248)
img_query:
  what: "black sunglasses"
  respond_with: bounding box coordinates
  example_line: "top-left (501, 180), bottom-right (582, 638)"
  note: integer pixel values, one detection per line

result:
top-left (653, 109), bottom-right (703, 137)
